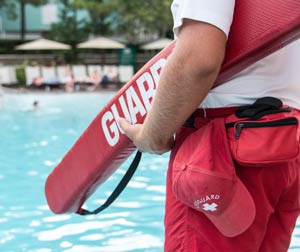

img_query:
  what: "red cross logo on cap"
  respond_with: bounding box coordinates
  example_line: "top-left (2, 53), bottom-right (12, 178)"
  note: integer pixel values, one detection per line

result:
top-left (202, 203), bottom-right (218, 212)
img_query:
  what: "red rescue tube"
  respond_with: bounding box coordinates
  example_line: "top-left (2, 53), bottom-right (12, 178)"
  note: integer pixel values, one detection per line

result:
top-left (45, 0), bottom-right (300, 214)
top-left (45, 43), bottom-right (175, 214)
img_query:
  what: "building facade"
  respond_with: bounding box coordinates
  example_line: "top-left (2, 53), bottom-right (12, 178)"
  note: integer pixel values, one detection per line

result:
top-left (0, 0), bottom-right (87, 40)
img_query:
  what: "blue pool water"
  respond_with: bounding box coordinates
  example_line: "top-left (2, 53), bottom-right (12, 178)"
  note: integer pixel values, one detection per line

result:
top-left (0, 92), bottom-right (299, 252)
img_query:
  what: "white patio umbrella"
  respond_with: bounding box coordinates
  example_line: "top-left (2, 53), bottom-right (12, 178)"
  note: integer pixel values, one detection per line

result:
top-left (141, 38), bottom-right (173, 50)
top-left (15, 38), bottom-right (71, 50)
top-left (77, 37), bottom-right (126, 49)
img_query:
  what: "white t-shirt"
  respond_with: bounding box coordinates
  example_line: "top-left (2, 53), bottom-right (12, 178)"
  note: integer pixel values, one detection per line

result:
top-left (171, 0), bottom-right (300, 110)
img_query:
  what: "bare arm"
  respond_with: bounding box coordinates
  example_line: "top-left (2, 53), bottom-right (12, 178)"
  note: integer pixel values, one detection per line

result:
top-left (119, 19), bottom-right (227, 154)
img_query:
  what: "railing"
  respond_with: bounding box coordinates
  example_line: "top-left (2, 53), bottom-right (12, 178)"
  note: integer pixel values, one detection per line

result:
top-left (0, 54), bottom-right (57, 65)
top-left (0, 51), bottom-right (158, 67)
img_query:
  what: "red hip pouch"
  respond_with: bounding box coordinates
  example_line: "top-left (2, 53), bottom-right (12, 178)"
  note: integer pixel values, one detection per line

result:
top-left (225, 97), bottom-right (300, 166)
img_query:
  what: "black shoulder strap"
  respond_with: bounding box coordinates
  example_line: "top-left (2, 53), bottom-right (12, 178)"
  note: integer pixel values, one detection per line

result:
top-left (76, 150), bottom-right (142, 215)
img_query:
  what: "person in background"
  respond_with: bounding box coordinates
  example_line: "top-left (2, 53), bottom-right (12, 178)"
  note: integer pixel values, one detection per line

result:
top-left (61, 65), bottom-right (75, 93)
top-left (119, 0), bottom-right (300, 251)
top-left (33, 100), bottom-right (39, 111)
top-left (86, 69), bottom-right (103, 92)
top-left (32, 76), bottom-right (43, 87)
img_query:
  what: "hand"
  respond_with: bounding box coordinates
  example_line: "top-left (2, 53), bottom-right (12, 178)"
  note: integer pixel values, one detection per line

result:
top-left (118, 118), bottom-right (174, 155)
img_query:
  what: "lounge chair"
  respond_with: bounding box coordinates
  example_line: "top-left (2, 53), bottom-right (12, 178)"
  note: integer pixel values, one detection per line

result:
top-left (0, 66), bottom-right (17, 86)
top-left (118, 65), bottom-right (134, 83)
top-left (87, 65), bottom-right (102, 77)
top-left (25, 66), bottom-right (41, 86)
top-left (72, 65), bottom-right (90, 90)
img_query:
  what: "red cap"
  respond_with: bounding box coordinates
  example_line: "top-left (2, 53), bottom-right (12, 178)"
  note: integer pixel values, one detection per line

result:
top-left (172, 118), bottom-right (256, 237)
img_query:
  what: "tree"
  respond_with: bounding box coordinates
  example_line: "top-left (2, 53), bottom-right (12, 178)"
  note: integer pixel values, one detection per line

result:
top-left (18, 0), bottom-right (48, 40)
top-left (72, 0), bottom-right (117, 36)
top-left (111, 0), bottom-right (173, 44)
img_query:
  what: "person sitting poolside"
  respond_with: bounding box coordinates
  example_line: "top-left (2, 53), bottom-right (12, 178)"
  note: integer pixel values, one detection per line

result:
top-left (57, 65), bottom-right (75, 93)
top-left (32, 76), bottom-right (43, 87)
top-left (64, 73), bottom-right (75, 93)
top-left (99, 70), bottom-right (118, 89)
top-left (86, 69), bottom-right (103, 91)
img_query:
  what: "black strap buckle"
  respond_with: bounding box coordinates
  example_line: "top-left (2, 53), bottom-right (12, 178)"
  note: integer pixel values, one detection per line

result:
top-left (235, 97), bottom-right (289, 120)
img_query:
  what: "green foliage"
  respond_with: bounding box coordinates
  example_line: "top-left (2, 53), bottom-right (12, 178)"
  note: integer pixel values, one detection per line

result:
top-left (47, 3), bottom-right (89, 43)
top-left (19, 0), bottom-right (47, 5)
top-left (22, 0), bottom-right (48, 5)
top-left (111, 0), bottom-right (173, 43)
top-left (0, 40), bottom-right (20, 53)
top-left (16, 59), bottom-right (33, 86)
top-left (72, 0), bottom-right (117, 35)
top-left (16, 67), bottom-right (26, 86)
top-left (71, 0), bottom-right (173, 44)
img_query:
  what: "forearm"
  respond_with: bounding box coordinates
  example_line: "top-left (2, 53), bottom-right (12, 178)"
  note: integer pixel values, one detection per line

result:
top-left (140, 47), bottom-right (219, 147)
top-left (140, 21), bottom-right (227, 149)
top-left (119, 20), bottom-right (227, 154)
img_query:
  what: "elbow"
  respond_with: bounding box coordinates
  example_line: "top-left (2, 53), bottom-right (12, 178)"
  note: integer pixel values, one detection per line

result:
top-left (180, 52), bottom-right (225, 83)
top-left (173, 44), bottom-right (225, 82)
top-left (196, 56), bottom-right (224, 79)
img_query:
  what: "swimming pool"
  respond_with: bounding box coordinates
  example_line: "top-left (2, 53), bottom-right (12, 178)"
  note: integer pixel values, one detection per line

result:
top-left (0, 92), bottom-right (299, 252)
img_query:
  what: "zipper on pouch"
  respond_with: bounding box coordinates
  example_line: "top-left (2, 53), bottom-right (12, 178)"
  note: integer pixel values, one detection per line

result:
top-left (229, 118), bottom-right (298, 139)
